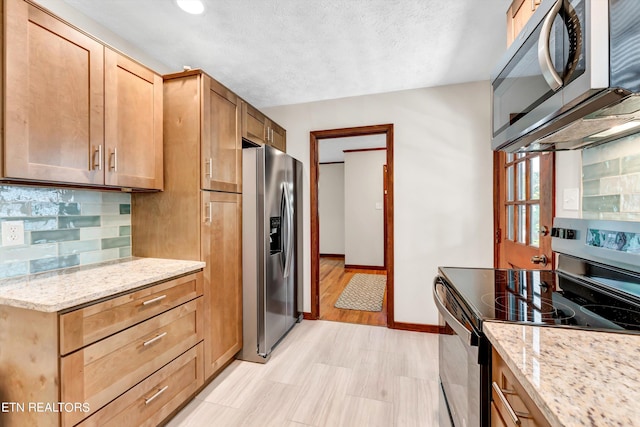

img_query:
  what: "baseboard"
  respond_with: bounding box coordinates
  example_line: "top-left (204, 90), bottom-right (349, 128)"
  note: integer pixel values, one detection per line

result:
top-left (392, 322), bottom-right (441, 334)
top-left (344, 264), bottom-right (386, 271)
top-left (320, 254), bottom-right (345, 259)
top-left (302, 312), bottom-right (316, 320)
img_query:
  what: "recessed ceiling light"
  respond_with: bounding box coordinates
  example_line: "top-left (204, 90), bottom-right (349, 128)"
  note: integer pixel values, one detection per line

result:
top-left (176, 0), bottom-right (204, 15)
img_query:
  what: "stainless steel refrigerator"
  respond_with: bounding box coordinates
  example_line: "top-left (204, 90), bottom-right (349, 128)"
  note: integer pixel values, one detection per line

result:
top-left (238, 144), bottom-right (303, 363)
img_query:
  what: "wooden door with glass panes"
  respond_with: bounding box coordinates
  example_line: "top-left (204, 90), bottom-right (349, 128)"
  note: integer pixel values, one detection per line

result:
top-left (495, 151), bottom-right (554, 270)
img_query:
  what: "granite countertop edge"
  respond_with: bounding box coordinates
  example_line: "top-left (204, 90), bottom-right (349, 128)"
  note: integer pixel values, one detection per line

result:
top-left (484, 323), bottom-right (564, 427)
top-left (0, 257), bottom-right (206, 313)
top-left (484, 321), bottom-right (640, 427)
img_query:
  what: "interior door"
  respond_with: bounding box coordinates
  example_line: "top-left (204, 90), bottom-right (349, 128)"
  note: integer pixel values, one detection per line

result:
top-left (495, 152), bottom-right (554, 270)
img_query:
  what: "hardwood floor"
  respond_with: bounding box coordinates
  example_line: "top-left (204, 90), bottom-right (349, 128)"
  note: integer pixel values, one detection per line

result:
top-left (319, 256), bottom-right (387, 326)
top-left (167, 320), bottom-right (442, 427)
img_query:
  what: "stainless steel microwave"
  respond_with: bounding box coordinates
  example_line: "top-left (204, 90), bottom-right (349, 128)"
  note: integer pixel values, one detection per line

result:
top-left (491, 0), bottom-right (640, 152)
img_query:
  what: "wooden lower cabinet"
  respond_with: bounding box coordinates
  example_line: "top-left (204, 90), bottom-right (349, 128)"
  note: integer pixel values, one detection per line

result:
top-left (0, 271), bottom-right (204, 427)
top-left (202, 191), bottom-right (242, 378)
top-left (77, 343), bottom-right (204, 427)
top-left (491, 349), bottom-right (551, 427)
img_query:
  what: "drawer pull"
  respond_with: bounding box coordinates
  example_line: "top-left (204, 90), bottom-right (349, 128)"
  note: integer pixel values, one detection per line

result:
top-left (142, 295), bottom-right (167, 306)
top-left (144, 385), bottom-right (169, 405)
top-left (492, 382), bottom-right (522, 425)
top-left (143, 332), bottom-right (167, 347)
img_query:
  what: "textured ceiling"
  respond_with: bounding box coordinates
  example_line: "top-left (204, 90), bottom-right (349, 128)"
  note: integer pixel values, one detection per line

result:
top-left (61, 0), bottom-right (511, 108)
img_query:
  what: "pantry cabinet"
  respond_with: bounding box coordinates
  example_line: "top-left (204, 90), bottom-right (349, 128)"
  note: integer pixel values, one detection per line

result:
top-left (132, 69), bottom-right (243, 382)
top-left (2, 0), bottom-right (163, 190)
top-left (506, 0), bottom-right (541, 47)
top-left (241, 101), bottom-right (287, 152)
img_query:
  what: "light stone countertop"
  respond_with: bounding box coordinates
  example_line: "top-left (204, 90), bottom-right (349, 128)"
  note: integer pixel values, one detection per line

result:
top-left (484, 322), bottom-right (640, 427)
top-left (0, 257), bottom-right (205, 312)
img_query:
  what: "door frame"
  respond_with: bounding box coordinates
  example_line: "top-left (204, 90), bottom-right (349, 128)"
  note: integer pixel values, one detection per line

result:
top-left (309, 124), bottom-right (395, 327)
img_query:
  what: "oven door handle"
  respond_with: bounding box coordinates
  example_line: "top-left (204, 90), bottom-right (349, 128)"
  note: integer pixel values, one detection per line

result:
top-left (433, 278), bottom-right (474, 346)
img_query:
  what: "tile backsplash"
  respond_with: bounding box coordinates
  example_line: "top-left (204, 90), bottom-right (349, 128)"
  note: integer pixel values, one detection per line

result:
top-left (0, 185), bottom-right (131, 278)
top-left (582, 133), bottom-right (640, 221)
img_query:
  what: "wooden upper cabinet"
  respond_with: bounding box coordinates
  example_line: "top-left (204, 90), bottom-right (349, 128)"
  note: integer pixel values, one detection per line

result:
top-left (242, 101), bottom-right (268, 146)
top-left (4, 0), bottom-right (105, 184)
top-left (269, 121), bottom-right (287, 152)
top-left (2, 0), bottom-right (162, 190)
top-left (241, 101), bottom-right (287, 152)
top-left (506, 0), bottom-right (541, 47)
top-left (104, 49), bottom-right (163, 190)
top-left (201, 75), bottom-right (242, 193)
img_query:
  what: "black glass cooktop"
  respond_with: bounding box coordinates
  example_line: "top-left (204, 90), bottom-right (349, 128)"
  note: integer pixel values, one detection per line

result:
top-left (438, 263), bottom-right (640, 334)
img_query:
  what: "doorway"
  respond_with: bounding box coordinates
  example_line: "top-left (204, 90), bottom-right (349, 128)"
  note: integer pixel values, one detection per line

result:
top-left (494, 151), bottom-right (555, 270)
top-left (310, 124), bottom-right (394, 327)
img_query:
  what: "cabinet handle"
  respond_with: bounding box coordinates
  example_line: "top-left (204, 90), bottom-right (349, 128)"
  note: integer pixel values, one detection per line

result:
top-left (143, 331), bottom-right (167, 347)
top-left (205, 158), bottom-right (213, 178)
top-left (142, 294), bottom-right (167, 306)
top-left (270, 128), bottom-right (274, 143)
top-left (109, 148), bottom-right (118, 172)
top-left (93, 145), bottom-right (103, 171)
top-left (264, 126), bottom-right (269, 142)
top-left (204, 201), bottom-right (212, 223)
top-left (144, 385), bottom-right (169, 405)
top-left (492, 382), bottom-right (532, 425)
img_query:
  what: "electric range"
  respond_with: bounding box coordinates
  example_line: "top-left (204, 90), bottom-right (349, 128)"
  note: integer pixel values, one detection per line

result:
top-left (434, 218), bottom-right (640, 427)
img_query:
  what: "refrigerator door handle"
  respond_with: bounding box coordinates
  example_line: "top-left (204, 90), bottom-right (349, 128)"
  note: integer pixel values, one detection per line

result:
top-left (283, 185), bottom-right (294, 279)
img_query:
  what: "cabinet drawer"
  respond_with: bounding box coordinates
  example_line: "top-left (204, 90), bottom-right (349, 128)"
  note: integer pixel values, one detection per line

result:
top-left (60, 272), bottom-right (203, 355)
top-left (77, 342), bottom-right (204, 427)
top-left (61, 298), bottom-right (203, 426)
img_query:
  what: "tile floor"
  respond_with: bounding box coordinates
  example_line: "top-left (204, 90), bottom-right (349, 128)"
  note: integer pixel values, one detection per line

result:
top-left (167, 320), bottom-right (442, 427)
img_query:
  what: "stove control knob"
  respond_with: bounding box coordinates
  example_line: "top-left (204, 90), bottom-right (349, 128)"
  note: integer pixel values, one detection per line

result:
top-left (531, 254), bottom-right (548, 266)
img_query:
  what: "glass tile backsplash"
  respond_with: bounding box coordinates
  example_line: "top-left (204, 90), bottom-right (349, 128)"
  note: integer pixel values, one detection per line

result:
top-left (582, 134), bottom-right (640, 221)
top-left (0, 185), bottom-right (131, 278)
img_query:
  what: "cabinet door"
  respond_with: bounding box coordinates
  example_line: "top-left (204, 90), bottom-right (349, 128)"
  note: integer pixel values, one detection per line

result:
top-left (201, 191), bottom-right (242, 379)
top-left (4, 0), bottom-right (104, 184)
top-left (506, 0), bottom-right (541, 47)
top-left (269, 121), bottom-right (287, 152)
top-left (105, 49), bottom-right (163, 190)
top-left (241, 101), bottom-right (268, 146)
top-left (202, 77), bottom-right (241, 193)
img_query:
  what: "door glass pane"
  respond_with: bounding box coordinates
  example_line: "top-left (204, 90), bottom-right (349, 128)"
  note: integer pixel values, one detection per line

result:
top-left (517, 161), bottom-right (526, 201)
top-left (518, 205), bottom-right (526, 244)
top-left (507, 205), bottom-right (514, 240)
top-left (530, 204), bottom-right (540, 247)
top-left (507, 166), bottom-right (514, 201)
top-left (530, 156), bottom-right (540, 200)
top-left (506, 153), bottom-right (514, 163)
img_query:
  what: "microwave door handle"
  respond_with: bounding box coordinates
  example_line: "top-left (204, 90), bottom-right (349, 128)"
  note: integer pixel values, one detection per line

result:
top-left (537, 0), bottom-right (563, 91)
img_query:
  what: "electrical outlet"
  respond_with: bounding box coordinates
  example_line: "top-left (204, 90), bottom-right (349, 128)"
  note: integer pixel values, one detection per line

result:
top-left (2, 220), bottom-right (25, 247)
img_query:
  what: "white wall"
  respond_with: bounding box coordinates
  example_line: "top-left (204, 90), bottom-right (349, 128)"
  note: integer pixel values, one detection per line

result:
top-left (263, 81), bottom-right (494, 325)
top-left (555, 151), bottom-right (582, 219)
top-left (344, 150), bottom-right (386, 267)
top-left (33, 0), bottom-right (172, 74)
top-left (319, 163), bottom-right (345, 255)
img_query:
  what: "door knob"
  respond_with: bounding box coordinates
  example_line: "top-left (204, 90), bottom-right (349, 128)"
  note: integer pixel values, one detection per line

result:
top-left (539, 225), bottom-right (549, 236)
top-left (531, 255), bottom-right (548, 266)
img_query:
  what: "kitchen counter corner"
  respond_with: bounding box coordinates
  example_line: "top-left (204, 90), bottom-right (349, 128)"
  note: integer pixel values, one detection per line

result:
top-left (484, 322), bottom-right (640, 427)
top-left (0, 257), bottom-right (206, 312)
